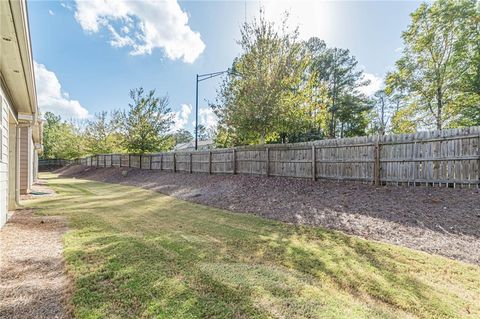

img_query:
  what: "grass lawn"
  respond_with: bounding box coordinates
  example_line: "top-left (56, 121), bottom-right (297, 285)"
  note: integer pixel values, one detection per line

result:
top-left (26, 173), bottom-right (480, 319)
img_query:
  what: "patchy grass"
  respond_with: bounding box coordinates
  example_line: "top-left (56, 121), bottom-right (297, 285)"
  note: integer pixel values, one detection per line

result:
top-left (26, 173), bottom-right (480, 319)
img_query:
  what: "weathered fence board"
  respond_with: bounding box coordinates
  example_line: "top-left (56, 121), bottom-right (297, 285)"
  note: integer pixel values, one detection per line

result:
top-left (73, 126), bottom-right (480, 187)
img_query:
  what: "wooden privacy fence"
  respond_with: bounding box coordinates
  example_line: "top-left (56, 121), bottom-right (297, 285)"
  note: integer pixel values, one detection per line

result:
top-left (75, 126), bottom-right (480, 187)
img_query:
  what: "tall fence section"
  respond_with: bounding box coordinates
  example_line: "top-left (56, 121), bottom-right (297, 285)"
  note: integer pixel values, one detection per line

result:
top-left (74, 126), bottom-right (480, 187)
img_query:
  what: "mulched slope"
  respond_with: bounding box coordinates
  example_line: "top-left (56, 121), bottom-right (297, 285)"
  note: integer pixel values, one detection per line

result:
top-left (58, 165), bottom-right (480, 265)
top-left (0, 209), bottom-right (72, 319)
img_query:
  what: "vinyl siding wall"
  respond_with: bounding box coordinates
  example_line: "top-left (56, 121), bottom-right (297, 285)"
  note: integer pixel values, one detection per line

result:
top-left (19, 126), bottom-right (30, 194)
top-left (0, 88), bottom-right (11, 228)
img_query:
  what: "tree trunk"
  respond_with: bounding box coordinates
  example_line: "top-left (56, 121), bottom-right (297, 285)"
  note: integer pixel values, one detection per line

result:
top-left (436, 87), bottom-right (443, 130)
top-left (260, 132), bottom-right (265, 144)
top-left (329, 109), bottom-right (335, 138)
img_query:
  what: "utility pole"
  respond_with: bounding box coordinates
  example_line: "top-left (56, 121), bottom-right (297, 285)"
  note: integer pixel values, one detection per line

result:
top-left (195, 74), bottom-right (199, 150)
top-left (195, 69), bottom-right (238, 150)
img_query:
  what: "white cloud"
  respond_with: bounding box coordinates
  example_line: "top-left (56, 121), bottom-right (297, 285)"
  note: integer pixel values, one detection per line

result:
top-left (358, 73), bottom-right (384, 96)
top-left (60, 2), bottom-right (73, 11)
top-left (198, 107), bottom-right (217, 129)
top-left (34, 61), bottom-right (90, 119)
top-left (74, 0), bottom-right (205, 63)
top-left (48, 9), bottom-right (55, 16)
top-left (171, 103), bottom-right (192, 131)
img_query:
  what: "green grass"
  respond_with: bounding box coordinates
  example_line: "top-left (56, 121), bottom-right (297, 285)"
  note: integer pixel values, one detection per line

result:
top-left (26, 173), bottom-right (480, 319)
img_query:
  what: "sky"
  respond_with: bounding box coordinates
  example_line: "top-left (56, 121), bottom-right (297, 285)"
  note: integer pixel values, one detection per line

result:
top-left (28, 0), bottom-right (422, 133)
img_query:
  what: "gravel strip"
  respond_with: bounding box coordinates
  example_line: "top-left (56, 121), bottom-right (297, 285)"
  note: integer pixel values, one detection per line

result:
top-left (58, 165), bottom-right (480, 265)
top-left (0, 208), bottom-right (72, 319)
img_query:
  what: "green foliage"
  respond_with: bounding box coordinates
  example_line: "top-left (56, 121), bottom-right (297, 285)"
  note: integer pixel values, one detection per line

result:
top-left (391, 103), bottom-right (419, 133)
top-left (212, 12), bottom-right (373, 147)
top-left (170, 129), bottom-right (194, 145)
top-left (41, 112), bottom-right (85, 159)
top-left (307, 38), bottom-right (372, 138)
top-left (84, 111), bottom-right (124, 155)
top-left (212, 12), bottom-right (312, 146)
top-left (118, 88), bottom-right (174, 154)
top-left (42, 2), bottom-right (479, 157)
top-left (42, 88), bottom-right (176, 159)
top-left (387, 0), bottom-right (479, 130)
top-left (196, 124), bottom-right (212, 141)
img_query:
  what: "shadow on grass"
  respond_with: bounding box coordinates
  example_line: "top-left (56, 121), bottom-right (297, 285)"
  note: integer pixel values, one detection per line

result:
top-left (27, 174), bottom-right (480, 319)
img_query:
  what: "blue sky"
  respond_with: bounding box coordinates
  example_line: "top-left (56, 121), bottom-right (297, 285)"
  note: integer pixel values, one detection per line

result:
top-left (29, 0), bottom-right (421, 133)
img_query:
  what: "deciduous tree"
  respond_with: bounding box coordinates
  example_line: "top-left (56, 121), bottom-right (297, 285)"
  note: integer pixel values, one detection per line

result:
top-left (118, 88), bottom-right (174, 154)
top-left (84, 111), bottom-right (124, 154)
top-left (42, 112), bottom-right (85, 159)
top-left (212, 11), bottom-right (310, 146)
top-left (387, 0), bottom-right (479, 130)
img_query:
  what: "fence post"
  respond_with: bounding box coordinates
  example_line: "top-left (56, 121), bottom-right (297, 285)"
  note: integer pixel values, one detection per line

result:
top-left (111, 154), bottom-right (113, 167)
top-left (311, 145), bottom-right (316, 181)
top-left (173, 153), bottom-right (176, 172)
top-left (373, 142), bottom-right (381, 186)
top-left (232, 148), bottom-right (236, 174)
top-left (209, 151), bottom-right (212, 174)
top-left (104, 155), bottom-right (106, 167)
top-left (266, 147), bottom-right (270, 177)
top-left (477, 133), bottom-right (480, 188)
top-left (140, 155), bottom-right (143, 169)
top-left (149, 155), bottom-right (152, 170)
top-left (189, 153), bottom-right (192, 173)
top-left (128, 154), bottom-right (131, 168)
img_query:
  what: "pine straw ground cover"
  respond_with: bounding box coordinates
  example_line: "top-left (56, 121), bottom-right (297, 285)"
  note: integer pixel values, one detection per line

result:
top-left (0, 208), bottom-right (72, 319)
top-left (25, 173), bottom-right (480, 319)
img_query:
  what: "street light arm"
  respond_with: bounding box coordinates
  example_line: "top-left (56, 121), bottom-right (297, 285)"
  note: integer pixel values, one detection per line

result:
top-left (195, 68), bottom-right (240, 150)
top-left (198, 68), bottom-right (239, 82)
top-left (198, 70), bottom-right (230, 82)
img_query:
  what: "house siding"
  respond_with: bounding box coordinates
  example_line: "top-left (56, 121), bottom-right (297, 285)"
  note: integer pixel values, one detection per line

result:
top-left (0, 0), bottom-right (41, 229)
top-left (1, 88), bottom-right (11, 228)
top-left (19, 126), bottom-right (30, 194)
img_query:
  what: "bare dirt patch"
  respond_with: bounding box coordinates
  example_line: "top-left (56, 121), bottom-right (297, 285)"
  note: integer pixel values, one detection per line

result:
top-left (0, 208), bottom-right (72, 319)
top-left (58, 165), bottom-right (480, 265)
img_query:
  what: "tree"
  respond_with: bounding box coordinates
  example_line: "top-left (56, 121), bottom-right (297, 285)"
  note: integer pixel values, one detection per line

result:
top-left (387, 0), bottom-right (479, 130)
top-left (196, 124), bottom-right (212, 141)
top-left (170, 129), bottom-right (193, 145)
top-left (84, 111), bottom-right (124, 155)
top-left (118, 88), bottom-right (174, 154)
top-left (369, 89), bottom-right (399, 135)
top-left (212, 11), bottom-right (311, 146)
top-left (390, 103), bottom-right (419, 133)
top-left (335, 94), bottom-right (372, 137)
top-left (42, 112), bottom-right (85, 159)
top-left (306, 37), bottom-right (371, 138)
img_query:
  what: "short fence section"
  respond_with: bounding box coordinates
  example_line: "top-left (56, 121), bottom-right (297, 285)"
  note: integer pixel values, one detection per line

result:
top-left (38, 159), bottom-right (73, 171)
top-left (75, 126), bottom-right (480, 187)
